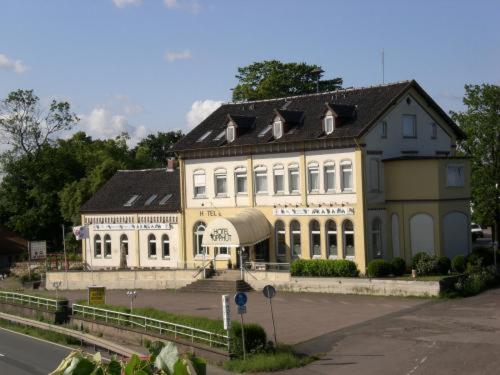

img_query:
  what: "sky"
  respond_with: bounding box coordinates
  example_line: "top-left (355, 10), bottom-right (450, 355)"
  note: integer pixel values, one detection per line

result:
top-left (1, 0), bottom-right (499, 145)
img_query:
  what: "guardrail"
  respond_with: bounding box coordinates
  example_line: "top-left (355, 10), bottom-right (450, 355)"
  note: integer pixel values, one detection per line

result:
top-left (72, 304), bottom-right (229, 350)
top-left (0, 291), bottom-right (68, 311)
top-left (244, 261), bottom-right (290, 272)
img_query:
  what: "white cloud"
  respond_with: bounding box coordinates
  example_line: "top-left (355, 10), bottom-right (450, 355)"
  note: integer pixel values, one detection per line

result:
top-left (164, 0), bottom-right (201, 13)
top-left (164, 49), bottom-right (192, 62)
top-left (186, 99), bottom-right (223, 129)
top-left (0, 53), bottom-right (27, 74)
top-left (112, 0), bottom-right (143, 8)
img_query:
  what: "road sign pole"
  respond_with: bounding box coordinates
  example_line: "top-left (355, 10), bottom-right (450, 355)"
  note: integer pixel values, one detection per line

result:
top-left (269, 297), bottom-right (277, 345)
top-left (240, 312), bottom-right (246, 360)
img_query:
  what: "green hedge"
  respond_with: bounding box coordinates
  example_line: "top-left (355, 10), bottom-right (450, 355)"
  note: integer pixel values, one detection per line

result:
top-left (391, 257), bottom-right (406, 276)
top-left (290, 259), bottom-right (359, 277)
top-left (452, 255), bottom-right (466, 273)
top-left (230, 322), bottom-right (267, 358)
top-left (412, 252), bottom-right (451, 276)
top-left (367, 259), bottom-right (393, 277)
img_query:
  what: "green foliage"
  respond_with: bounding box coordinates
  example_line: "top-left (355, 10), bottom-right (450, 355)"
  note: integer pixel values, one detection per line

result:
top-left (437, 256), bottom-right (452, 275)
top-left (133, 131), bottom-right (184, 168)
top-left (412, 253), bottom-right (451, 276)
top-left (367, 259), bottom-right (393, 277)
top-left (411, 252), bottom-right (428, 269)
top-left (466, 246), bottom-right (497, 267)
top-left (20, 273), bottom-right (41, 282)
top-left (452, 265), bottom-right (499, 297)
top-left (290, 259), bottom-right (359, 277)
top-left (232, 60), bottom-right (342, 101)
top-left (452, 255), bottom-right (466, 273)
top-left (391, 257), bottom-right (407, 276)
top-left (230, 322), bottom-right (267, 358)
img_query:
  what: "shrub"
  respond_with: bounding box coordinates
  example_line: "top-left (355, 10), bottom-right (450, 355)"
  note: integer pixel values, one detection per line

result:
top-left (21, 273), bottom-right (41, 283)
top-left (291, 259), bottom-right (359, 277)
top-left (367, 259), bottom-right (393, 277)
top-left (412, 252), bottom-right (429, 269)
top-left (451, 255), bottom-right (466, 273)
top-left (391, 257), bottom-right (406, 276)
top-left (333, 259), bottom-right (359, 277)
top-left (437, 256), bottom-right (451, 275)
top-left (230, 322), bottom-right (267, 358)
top-left (413, 253), bottom-right (439, 276)
top-left (467, 247), bottom-right (495, 267)
top-left (290, 259), bottom-right (306, 276)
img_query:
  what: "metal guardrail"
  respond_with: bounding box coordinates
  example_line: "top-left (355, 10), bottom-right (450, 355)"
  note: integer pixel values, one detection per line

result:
top-left (244, 261), bottom-right (290, 272)
top-left (0, 290), bottom-right (68, 311)
top-left (72, 304), bottom-right (229, 350)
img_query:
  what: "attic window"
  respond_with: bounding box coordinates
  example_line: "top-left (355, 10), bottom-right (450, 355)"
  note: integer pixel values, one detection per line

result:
top-left (214, 130), bottom-right (225, 141)
top-left (258, 125), bottom-right (272, 137)
top-left (273, 120), bottom-right (283, 139)
top-left (144, 194), bottom-right (158, 206)
top-left (324, 116), bottom-right (334, 134)
top-left (159, 194), bottom-right (173, 205)
top-left (196, 130), bottom-right (212, 142)
top-left (124, 194), bottom-right (140, 207)
top-left (226, 126), bottom-right (235, 143)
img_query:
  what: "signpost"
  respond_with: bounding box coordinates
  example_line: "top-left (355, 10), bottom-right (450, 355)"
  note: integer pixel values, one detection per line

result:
top-left (88, 286), bottom-right (106, 305)
top-left (222, 294), bottom-right (231, 353)
top-left (234, 292), bottom-right (247, 360)
top-left (263, 285), bottom-right (278, 345)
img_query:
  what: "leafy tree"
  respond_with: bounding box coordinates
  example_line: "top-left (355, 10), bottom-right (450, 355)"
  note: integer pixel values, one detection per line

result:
top-left (232, 60), bottom-right (342, 101)
top-left (133, 131), bottom-right (184, 167)
top-left (452, 84), bottom-right (500, 247)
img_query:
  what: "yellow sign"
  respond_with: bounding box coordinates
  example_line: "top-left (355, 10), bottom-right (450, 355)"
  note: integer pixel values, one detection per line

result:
top-left (88, 286), bottom-right (106, 305)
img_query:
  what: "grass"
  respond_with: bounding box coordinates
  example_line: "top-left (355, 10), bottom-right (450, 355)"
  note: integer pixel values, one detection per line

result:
top-left (223, 345), bottom-right (314, 373)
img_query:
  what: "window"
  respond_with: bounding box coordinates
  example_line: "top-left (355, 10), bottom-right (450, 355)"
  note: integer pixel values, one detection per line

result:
top-left (144, 194), bottom-right (158, 206)
top-left (431, 122), bottom-right (437, 139)
top-left (104, 234), bottom-right (111, 258)
top-left (162, 234), bottom-right (170, 258)
top-left (254, 166), bottom-right (268, 194)
top-left (310, 220), bottom-right (321, 258)
top-left (326, 220), bottom-right (337, 259)
top-left (193, 170), bottom-right (206, 197)
top-left (94, 235), bottom-right (102, 257)
top-left (214, 168), bottom-right (227, 196)
top-left (369, 159), bottom-right (380, 192)
top-left (343, 220), bottom-right (355, 259)
top-left (194, 221), bottom-right (206, 256)
top-left (216, 247), bottom-right (229, 257)
top-left (273, 120), bottom-right (283, 139)
top-left (275, 220), bottom-right (286, 262)
top-left (290, 220), bottom-right (301, 260)
top-left (380, 121), bottom-right (387, 138)
top-left (214, 129), bottom-right (225, 141)
top-left (124, 194), bottom-right (140, 207)
top-left (341, 160), bottom-right (353, 191)
top-left (197, 130), bottom-right (212, 142)
top-left (273, 164), bottom-right (285, 194)
top-left (120, 234), bottom-right (128, 256)
top-left (371, 218), bottom-right (382, 258)
top-left (447, 165), bottom-right (465, 187)
top-left (258, 125), bottom-right (272, 137)
top-left (226, 126), bottom-right (235, 143)
top-left (148, 234), bottom-right (157, 258)
top-left (235, 167), bottom-right (247, 194)
top-left (159, 194), bottom-right (172, 205)
top-left (307, 162), bottom-right (319, 193)
top-left (324, 116), bottom-right (334, 134)
top-left (402, 114), bottom-right (416, 138)
top-left (288, 164), bottom-right (300, 194)
top-left (324, 162), bottom-right (335, 192)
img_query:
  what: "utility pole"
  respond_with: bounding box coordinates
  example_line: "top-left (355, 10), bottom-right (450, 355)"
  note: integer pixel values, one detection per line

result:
top-left (62, 224), bottom-right (68, 271)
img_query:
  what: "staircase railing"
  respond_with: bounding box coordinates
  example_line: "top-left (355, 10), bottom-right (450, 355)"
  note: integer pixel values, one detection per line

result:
top-left (192, 257), bottom-right (215, 279)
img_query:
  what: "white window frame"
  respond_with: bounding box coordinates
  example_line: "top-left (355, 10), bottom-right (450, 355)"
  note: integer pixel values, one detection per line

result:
top-left (324, 115), bottom-right (334, 134)
top-left (275, 221), bottom-right (287, 260)
top-left (290, 220), bottom-right (301, 260)
top-left (193, 170), bottom-right (206, 198)
top-left (104, 234), bottom-right (112, 258)
top-left (226, 126), bottom-right (235, 143)
top-left (324, 161), bottom-right (335, 192)
top-left (148, 234), bottom-right (157, 258)
top-left (120, 234), bottom-right (129, 257)
top-left (273, 164), bottom-right (285, 194)
top-left (402, 114), bottom-right (417, 138)
top-left (234, 167), bottom-right (248, 195)
top-left (310, 220), bottom-right (321, 258)
top-left (214, 168), bottom-right (228, 197)
top-left (340, 160), bottom-right (353, 192)
top-left (307, 162), bottom-right (320, 193)
top-left (194, 222), bottom-right (206, 257)
top-left (94, 235), bottom-right (102, 258)
top-left (215, 246), bottom-right (230, 259)
top-left (162, 234), bottom-right (170, 259)
top-left (254, 166), bottom-right (268, 194)
top-left (288, 164), bottom-right (300, 194)
top-left (446, 164), bottom-right (465, 187)
top-left (343, 220), bottom-right (355, 260)
top-left (273, 120), bottom-right (283, 139)
top-left (326, 220), bottom-right (338, 259)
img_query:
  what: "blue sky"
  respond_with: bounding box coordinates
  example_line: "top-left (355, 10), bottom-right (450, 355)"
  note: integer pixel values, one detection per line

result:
top-left (1, 0), bottom-right (499, 144)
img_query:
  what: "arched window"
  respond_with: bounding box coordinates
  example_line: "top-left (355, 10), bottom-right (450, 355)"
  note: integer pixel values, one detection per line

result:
top-left (343, 220), bottom-right (355, 259)
top-left (273, 164), bottom-right (285, 194)
top-left (148, 234), bottom-right (157, 258)
top-left (288, 163), bottom-right (300, 194)
top-left (307, 162), bottom-right (320, 193)
top-left (275, 220), bottom-right (286, 262)
top-left (94, 235), bottom-right (102, 257)
top-left (290, 220), bottom-right (301, 260)
top-left (324, 114), bottom-right (334, 134)
top-left (162, 234), bottom-right (170, 258)
top-left (324, 161), bottom-right (335, 192)
top-left (104, 234), bottom-right (112, 258)
top-left (310, 220), bottom-right (321, 258)
top-left (194, 221), bottom-right (206, 256)
top-left (371, 218), bottom-right (382, 258)
top-left (214, 168), bottom-right (227, 196)
top-left (120, 234), bottom-right (128, 256)
top-left (326, 220), bottom-right (337, 259)
top-left (254, 165), bottom-right (268, 194)
top-left (234, 166), bottom-right (247, 194)
top-left (410, 213), bottom-right (434, 256)
top-left (340, 160), bottom-right (353, 191)
top-left (193, 169), bottom-right (206, 198)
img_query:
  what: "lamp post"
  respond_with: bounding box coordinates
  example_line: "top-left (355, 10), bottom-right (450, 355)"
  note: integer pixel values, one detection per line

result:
top-left (126, 290), bottom-right (137, 313)
top-left (52, 281), bottom-right (62, 300)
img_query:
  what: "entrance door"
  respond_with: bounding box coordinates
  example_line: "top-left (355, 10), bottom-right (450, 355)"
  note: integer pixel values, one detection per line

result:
top-left (254, 239), bottom-right (270, 262)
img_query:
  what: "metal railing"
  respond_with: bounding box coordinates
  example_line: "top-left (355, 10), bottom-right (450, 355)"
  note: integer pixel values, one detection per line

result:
top-left (244, 261), bottom-right (290, 272)
top-left (0, 291), bottom-right (68, 311)
top-left (72, 304), bottom-right (229, 350)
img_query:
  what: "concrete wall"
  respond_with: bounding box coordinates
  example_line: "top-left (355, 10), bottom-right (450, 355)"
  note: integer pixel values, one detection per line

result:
top-left (46, 270), bottom-right (200, 290)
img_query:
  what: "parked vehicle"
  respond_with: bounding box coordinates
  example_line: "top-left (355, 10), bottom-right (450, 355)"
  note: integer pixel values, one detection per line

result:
top-left (471, 223), bottom-right (484, 241)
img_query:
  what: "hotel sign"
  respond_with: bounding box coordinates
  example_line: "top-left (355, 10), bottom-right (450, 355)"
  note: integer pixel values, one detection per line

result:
top-left (209, 228), bottom-right (232, 243)
top-left (273, 207), bottom-right (355, 216)
top-left (92, 223), bottom-right (172, 231)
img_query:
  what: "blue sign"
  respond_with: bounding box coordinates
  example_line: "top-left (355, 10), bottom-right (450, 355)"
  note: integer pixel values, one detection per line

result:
top-left (234, 292), bottom-right (247, 307)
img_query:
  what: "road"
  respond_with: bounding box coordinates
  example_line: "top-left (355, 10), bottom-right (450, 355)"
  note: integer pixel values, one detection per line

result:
top-left (0, 328), bottom-right (71, 375)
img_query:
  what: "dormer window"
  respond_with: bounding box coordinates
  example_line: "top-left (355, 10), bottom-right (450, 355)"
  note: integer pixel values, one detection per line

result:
top-left (324, 115), bottom-right (334, 134)
top-left (226, 126), bottom-right (235, 143)
top-left (273, 120), bottom-right (283, 139)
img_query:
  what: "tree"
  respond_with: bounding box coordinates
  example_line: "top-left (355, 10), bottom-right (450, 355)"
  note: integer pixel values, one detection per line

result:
top-left (0, 89), bottom-right (78, 158)
top-left (452, 84), bottom-right (500, 248)
top-left (133, 131), bottom-right (184, 167)
top-left (232, 60), bottom-right (342, 101)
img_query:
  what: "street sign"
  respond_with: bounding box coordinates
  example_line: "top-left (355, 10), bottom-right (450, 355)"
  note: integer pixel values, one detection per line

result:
top-left (237, 305), bottom-right (247, 315)
top-left (222, 294), bottom-right (231, 330)
top-left (263, 285), bottom-right (276, 299)
top-left (29, 241), bottom-right (47, 260)
top-left (88, 286), bottom-right (106, 305)
top-left (234, 292), bottom-right (247, 307)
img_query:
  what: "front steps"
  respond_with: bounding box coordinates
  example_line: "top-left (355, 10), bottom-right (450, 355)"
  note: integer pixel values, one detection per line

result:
top-left (179, 271), bottom-right (253, 293)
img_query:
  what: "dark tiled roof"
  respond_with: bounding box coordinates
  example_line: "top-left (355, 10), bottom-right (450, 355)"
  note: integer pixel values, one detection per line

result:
top-left (173, 80), bottom-right (464, 152)
top-left (80, 168), bottom-right (180, 213)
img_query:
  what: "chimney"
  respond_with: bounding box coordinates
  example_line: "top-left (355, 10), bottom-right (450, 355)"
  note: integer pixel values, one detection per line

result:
top-left (167, 158), bottom-right (177, 172)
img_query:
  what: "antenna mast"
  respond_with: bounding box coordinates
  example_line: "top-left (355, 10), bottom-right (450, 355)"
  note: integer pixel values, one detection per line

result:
top-left (381, 49), bottom-right (385, 84)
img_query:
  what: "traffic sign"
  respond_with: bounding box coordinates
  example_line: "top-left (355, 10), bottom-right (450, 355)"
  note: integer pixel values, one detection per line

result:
top-left (237, 305), bottom-right (247, 315)
top-left (234, 292), bottom-right (247, 307)
top-left (263, 285), bottom-right (276, 299)
top-left (222, 295), bottom-right (231, 330)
